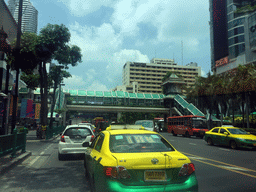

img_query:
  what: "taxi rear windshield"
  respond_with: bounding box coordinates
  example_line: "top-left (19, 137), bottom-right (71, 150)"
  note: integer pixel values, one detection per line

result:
top-left (109, 134), bottom-right (174, 153)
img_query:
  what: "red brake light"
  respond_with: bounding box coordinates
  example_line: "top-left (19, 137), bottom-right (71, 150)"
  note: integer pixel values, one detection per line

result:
top-left (90, 135), bottom-right (95, 142)
top-left (178, 163), bottom-right (195, 176)
top-left (61, 135), bottom-right (65, 142)
top-left (93, 129), bottom-right (95, 132)
top-left (104, 166), bottom-right (131, 179)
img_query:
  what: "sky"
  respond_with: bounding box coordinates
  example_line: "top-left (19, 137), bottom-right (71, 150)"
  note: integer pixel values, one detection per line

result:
top-left (5, 0), bottom-right (211, 91)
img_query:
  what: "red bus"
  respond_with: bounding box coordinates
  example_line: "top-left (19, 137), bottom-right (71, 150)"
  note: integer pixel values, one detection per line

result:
top-left (167, 115), bottom-right (208, 138)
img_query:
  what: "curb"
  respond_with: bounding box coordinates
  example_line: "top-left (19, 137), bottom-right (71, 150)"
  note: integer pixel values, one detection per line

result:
top-left (0, 151), bottom-right (32, 176)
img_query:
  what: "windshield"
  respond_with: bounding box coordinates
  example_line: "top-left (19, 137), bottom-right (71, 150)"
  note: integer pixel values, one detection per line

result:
top-left (135, 121), bottom-right (154, 128)
top-left (192, 119), bottom-right (207, 129)
top-left (228, 128), bottom-right (249, 135)
top-left (109, 134), bottom-right (174, 153)
top-left (64, 127), bottom-right (92, 138)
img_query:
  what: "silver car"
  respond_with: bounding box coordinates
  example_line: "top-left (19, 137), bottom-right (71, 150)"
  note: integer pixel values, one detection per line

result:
top-left (58, 124), bottom-right (95, 160)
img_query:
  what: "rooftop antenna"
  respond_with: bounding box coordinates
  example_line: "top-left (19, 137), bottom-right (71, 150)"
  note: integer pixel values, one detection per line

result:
top-left (173, 52), bottom-right (175, 62)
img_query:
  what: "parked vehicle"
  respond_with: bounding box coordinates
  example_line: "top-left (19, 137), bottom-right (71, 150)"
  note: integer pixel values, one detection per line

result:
top-left (83, 124), bottom-right (198, 192)
top-left (168, 115), bottom-right (208, 138)
top-left (58, 124), bottom-right (95, 160)
top-left (204, 126), bottom-right (256, 149)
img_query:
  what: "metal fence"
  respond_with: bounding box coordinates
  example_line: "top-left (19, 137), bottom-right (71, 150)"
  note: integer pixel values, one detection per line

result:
top-left (0, 128), bottom-right (27, 158)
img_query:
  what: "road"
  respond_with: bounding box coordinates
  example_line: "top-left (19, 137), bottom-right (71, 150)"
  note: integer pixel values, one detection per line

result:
top-left (0, 131), bottom-right (255, 192)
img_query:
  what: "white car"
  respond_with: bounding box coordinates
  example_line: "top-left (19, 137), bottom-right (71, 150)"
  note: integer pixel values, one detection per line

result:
top-left (58, 124), bottom-right (95, 160)
top-left (78, 123), bottom-right (96, 133)
top-left (135, 120), bottom-right (157, 132)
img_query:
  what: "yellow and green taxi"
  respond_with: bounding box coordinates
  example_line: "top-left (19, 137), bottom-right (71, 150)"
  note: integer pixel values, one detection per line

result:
top-left (204, 126), bottom-right (256, 149)
top-left (83, 124), bottom-right (198, 192)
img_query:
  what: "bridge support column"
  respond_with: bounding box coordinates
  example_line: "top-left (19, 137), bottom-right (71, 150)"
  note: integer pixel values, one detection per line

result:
top-left (117, 112), bottom-right (122, 122)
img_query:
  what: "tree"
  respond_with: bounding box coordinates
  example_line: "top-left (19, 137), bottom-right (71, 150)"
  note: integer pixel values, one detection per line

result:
top-left (48, 65), bottom-right (72, 129)
top-left (36, 24), bottom-right (82, 128)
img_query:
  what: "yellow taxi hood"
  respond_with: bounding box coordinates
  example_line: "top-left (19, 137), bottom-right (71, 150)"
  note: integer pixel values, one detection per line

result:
top-left (112, 151), bottom-right (190, 169)
top-left (231, 134), bottom-right (256, 140)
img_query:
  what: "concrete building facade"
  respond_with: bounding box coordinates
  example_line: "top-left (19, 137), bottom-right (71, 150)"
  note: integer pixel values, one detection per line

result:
top-left (122, 58), bottom-right (201, 94)
top-left (209, 0), bottom-right (256, 74)
top-left (8, 0), bottom-right (38, 33)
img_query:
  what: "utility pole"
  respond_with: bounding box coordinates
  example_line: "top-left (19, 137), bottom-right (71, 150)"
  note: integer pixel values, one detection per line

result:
top-left (11, 0), bottom-right (23, 133)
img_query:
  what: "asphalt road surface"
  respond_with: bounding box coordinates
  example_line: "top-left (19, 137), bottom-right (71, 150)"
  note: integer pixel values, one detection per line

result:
top-left (0, 131), bottom-right (255, 192)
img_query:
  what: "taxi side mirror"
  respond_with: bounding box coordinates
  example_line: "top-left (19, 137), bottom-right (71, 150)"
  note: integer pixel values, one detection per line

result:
top-left (224, 132), bottom-right (229, 135)
top-left (82, 142), bottom-right (90, 147)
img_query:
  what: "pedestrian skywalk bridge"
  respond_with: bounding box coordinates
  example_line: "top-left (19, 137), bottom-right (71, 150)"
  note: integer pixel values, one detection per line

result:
top-left (173, 94), bottom-right (205, 116)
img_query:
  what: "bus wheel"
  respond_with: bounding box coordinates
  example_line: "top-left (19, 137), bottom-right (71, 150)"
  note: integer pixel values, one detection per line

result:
top-left (172, 131), bottom-right (177, 136)
top-left (185, 132), bottom-right (190, 138)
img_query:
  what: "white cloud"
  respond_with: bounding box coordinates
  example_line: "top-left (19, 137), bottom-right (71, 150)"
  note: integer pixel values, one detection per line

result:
top-left (85, 69), bottom-right (97, 82)
top-left (58, 0), bottom-right (113, 17)
top-left (63, 75), bottom-right (86, 90)
top-left (69, 22), bottom-right (122, 62)
top-left (106, 49), bottom-right (150, 84)
top-left (87, 81), bottom-right (109, 91)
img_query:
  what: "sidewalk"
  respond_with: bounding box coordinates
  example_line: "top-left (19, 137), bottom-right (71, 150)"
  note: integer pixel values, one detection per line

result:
top-left (0, 130), bottom-right (60, 176)
top-left (0, 151), bottom-right (32, 176)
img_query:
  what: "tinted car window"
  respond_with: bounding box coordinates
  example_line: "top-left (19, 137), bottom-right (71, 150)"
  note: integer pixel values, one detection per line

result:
top-left (64, 128), bottom-right (92, 137)
top-left (211, 128), bottom-right (219, 133)
top-left (109, 134), bottom-right (174, 153)
top-left (95, 134), bottom-right (105, 152)
top-left (228, 128), bottom-right (249, 134)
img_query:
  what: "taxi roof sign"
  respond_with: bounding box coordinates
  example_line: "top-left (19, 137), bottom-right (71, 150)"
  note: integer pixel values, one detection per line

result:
top-left (106, 125), bottom-right (145, 130)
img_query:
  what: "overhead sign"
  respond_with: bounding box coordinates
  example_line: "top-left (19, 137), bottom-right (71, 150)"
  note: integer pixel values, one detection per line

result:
top-left (215, 56), bottom-right (229, 67)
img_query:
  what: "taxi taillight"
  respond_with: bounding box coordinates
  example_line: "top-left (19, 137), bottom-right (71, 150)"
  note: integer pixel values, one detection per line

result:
top-left (60, 135), bottom-right (65, 142)
top-left (104, 166), bottom-right (131, 179)
top-left (178, 163), bottom-right (195, 176)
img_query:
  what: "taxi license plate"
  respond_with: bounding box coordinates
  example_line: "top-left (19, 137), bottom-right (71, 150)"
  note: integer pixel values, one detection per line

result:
top-left (144, 170), bottom-right (166, 181)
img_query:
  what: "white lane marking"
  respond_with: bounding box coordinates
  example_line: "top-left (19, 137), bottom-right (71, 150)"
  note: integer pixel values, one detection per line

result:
top-left (187, 156), bottom-right (206, 160)
top-left (29, 156), bottom-right (41, 166)
top-left (189, 143), bottom-right (197, 145)
top-left (28, 144), bottom-right (54, 166)
top-left (218, 166), bottom-right (249, 172)
top-left (218, 148), bottom-right (231, 151)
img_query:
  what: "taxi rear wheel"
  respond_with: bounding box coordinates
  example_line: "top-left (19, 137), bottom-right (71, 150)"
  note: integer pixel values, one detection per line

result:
top-left (207, 138), bottom-right (213, 146)
top-left (230, 141), bottom-right (237, 149)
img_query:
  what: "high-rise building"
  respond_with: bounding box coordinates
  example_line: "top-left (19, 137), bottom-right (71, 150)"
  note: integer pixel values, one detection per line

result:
top-left (8, 0), bottom-right (38, 33)
top-left (209, 0), bottom-right (256, 74)
top-left (122, 58), bottom-right (201, 94)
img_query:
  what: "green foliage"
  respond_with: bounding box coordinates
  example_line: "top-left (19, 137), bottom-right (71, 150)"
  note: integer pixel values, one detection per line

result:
top-left (20, 72), bottom-right (40, 90)
top-left (7, 32), bottom-right (39, 72)
top-left (235, 5), bottom-right (256, 13)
